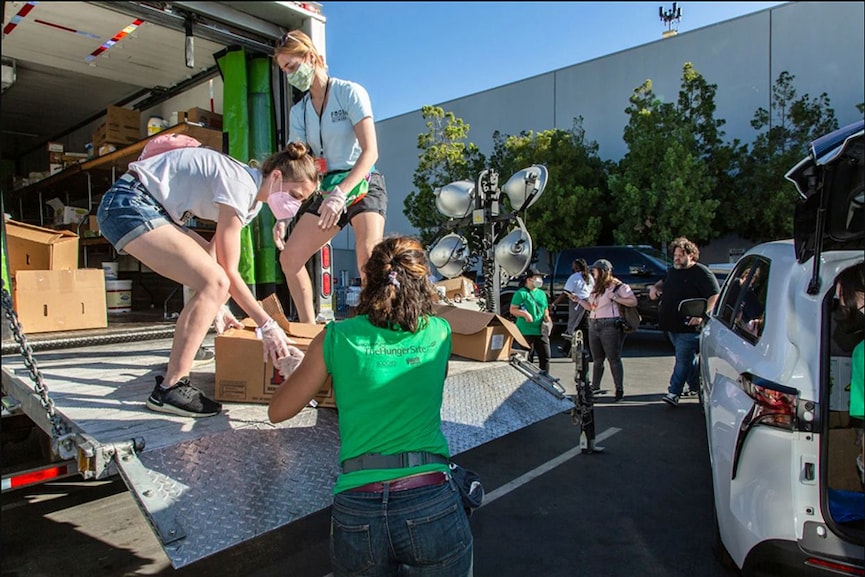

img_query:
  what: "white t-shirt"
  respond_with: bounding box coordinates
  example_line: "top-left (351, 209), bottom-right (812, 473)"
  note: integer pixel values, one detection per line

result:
top-left (289, 77), bottom-right (374, 172)
top-left (129, 147), bottom-right (263, 226)
top-left (564, 272), bottom-right (593, 300)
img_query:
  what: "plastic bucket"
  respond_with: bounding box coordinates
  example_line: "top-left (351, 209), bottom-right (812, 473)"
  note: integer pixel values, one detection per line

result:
top-left (147, 116), bottom-right (166, 136)
top-left (101, 261), bottom-right (119, 280)
top-left (106, 280), bottom-right (133, 314)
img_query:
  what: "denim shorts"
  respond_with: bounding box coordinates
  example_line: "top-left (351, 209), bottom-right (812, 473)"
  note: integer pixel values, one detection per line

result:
top-left (330, 477), bottom-right (473, 577)
top-left (97, 172), bottom-right (172, 254)
top-left (303, 171), bottom-right (388, 230)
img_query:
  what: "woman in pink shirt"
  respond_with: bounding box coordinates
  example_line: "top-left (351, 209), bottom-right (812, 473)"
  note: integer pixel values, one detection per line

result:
top-left (576, 259), bottom-right (637, 401)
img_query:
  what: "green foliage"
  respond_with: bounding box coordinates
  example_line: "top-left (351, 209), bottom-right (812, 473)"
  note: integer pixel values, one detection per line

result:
top-left (610, 65), bottom-right (720, 247)
top-left (404, 106), bottom-right (486, 248)
top-left (407, 68), bottom-right (853, 259)
top-left (488, 117), bottom-right (608, 263)
top-left (737, 71), bottom-right (838, 241)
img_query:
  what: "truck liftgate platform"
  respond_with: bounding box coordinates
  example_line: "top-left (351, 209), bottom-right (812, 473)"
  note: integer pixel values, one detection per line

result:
top-left (1, 333), bottom-right (572, 568)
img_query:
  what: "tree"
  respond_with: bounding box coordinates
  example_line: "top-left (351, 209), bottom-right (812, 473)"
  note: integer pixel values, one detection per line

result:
top-left (403, 106), bottom-right (486, 248)
top-left (737, 71), bottom-right (838, 241)
top-left (488, 117), bottom-right (609, 269)
top-left (609, 66), bottom-right (719, 248)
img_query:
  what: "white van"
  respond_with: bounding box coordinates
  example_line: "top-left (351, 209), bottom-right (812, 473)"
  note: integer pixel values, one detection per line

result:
top-left (698, 120), bottom-right (864, 576)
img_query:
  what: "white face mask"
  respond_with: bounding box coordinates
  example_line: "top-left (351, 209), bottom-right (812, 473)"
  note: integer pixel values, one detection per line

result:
top-left (286, 60), bottom-right (314, 92)
top-left (533, 278), bottom-right (544, 288)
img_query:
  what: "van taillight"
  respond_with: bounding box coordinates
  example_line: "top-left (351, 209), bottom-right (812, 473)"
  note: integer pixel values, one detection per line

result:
top-left (731, 374), bottom-right (801, 479)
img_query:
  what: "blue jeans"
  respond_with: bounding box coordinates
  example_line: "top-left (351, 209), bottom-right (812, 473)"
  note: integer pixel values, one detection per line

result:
top-left (667, 331), bottom-right (700, 396)
top-left (97, 173), bottom-right (172, 253)
top-left (330, 478), bottom-right (473, 577)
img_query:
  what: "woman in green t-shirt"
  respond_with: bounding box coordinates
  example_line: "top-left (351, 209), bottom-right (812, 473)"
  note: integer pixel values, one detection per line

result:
top-left (509, 268), bottom-right (552, 374)
top-left (269, 236), bottom-right (473, 577)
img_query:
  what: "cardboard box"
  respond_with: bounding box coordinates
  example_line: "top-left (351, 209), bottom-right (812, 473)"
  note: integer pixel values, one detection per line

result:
top-left (5, 220), bottom-right (79, 277)
top-left (214, 294), bottom-right (333, 405)
top-left (13, 269), bottom-right (107, 333)
top-left (185, 107), bottom-right (223, 130)
top-left (93, 105), bottom-right (141, 148)
top-left (433, 304), bottom-right (528, 362)
top-left (827, 428), bottom-right (863, 492)
top-left (829, 356), bottom-right (852, 411)
top-left (46, 198), bottom-right (89, 226)
top-left (435, 276), bottom-right (475, 301)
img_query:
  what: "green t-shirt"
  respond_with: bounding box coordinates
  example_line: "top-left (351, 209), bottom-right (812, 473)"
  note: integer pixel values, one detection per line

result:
top-left (510, 287), bottom-right (548, 336)
top-left (323, 314), bottom-right (452, 493)
top-left (851, 340), bottom-right (864, 420)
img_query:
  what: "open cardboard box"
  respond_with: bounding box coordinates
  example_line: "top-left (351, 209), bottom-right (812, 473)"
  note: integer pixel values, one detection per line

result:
top-left (5, 220), bottom-right (79, 278)
top-left (214, 294), bottom-right (334, 407)
top-left (433, 304), bottom-right (528, 362)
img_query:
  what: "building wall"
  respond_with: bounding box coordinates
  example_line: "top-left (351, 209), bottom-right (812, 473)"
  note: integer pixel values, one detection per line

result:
top-left (341, 1), bottom-right (863, 256)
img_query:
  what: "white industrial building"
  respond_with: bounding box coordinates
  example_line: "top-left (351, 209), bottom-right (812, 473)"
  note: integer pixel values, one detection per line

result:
top-left (329, 1), bottom-right (865, 268)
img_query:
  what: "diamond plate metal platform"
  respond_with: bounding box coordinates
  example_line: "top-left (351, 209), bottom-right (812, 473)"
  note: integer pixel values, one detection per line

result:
top-left (1, 338), bottom-right (572, 568)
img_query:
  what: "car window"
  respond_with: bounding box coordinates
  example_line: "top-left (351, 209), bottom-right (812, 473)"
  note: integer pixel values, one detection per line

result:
top-left (715, 256), bottom-right (769, 343)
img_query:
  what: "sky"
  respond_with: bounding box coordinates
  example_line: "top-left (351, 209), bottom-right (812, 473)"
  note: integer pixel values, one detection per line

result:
top-left (320, 1), bottom-right (787, 121)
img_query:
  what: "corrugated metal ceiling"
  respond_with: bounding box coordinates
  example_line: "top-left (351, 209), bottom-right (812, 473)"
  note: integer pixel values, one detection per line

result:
top-left (0, 1), bottom-right (316, 162)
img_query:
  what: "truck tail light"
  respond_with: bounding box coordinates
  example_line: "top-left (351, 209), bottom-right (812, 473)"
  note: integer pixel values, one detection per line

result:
top-left (731, 374), bottom-right (801, 479)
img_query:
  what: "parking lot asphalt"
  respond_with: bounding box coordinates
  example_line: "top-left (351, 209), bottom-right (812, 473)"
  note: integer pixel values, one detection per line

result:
top-left (1, 329), bottom-right (734, 577)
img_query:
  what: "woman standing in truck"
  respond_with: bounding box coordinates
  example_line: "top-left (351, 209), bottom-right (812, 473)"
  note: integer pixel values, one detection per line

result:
top-left (96, 142), bottom-right (316, 418)
top-left (271, 30), bottom-right (387, 323)
top-left (268, 235), bottom-right (473, 576)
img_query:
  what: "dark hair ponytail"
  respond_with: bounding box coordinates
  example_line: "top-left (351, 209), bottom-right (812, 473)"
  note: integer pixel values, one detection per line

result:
top-left (356, 236), bottom-right (436, 332)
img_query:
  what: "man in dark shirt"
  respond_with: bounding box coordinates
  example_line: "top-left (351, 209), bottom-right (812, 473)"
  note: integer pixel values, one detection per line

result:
top-left (649, 237), bottom-right (720, 407)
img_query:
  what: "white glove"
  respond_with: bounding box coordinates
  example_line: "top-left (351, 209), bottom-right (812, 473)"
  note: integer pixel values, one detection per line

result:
top-left (318, 185), bottom-right (347, 230)
top-left (259, 318), bottom-right (291, 365)
top-left (214, 304), bottom-right (243, 334)
top-left (274, 345), bottom-right (306, 378)
top-left (272, 219), bottom-right (289, 251)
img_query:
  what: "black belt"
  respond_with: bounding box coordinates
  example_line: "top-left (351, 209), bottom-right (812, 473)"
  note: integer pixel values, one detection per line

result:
top-left (347, 472), bottom-right (448, 493)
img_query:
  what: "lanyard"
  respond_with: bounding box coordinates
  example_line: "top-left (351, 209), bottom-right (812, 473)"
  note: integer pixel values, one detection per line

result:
top-left (303, 77), bottom-right (331, 157)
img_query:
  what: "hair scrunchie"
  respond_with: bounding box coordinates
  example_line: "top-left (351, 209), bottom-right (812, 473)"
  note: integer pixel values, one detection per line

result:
top-left (388, 270), bottom-right (401, 288)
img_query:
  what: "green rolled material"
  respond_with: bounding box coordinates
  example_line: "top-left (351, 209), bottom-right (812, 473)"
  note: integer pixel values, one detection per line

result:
top-left (248, 53), bottom-right (278, 286)
top-left (216, 46), bottom-right (255, 286)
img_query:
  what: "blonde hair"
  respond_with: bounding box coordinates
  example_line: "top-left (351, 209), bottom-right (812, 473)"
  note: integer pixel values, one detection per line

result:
top-left (274, 30), bottom-right (326, 70)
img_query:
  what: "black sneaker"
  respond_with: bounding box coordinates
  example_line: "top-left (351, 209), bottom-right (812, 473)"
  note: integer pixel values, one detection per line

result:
top-left (191, 346), bottom-right (215, 368)
top-left (146, 376), bottom-right (222, 417)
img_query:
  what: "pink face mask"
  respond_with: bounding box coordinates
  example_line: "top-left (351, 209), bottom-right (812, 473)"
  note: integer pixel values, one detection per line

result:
top-left (266, 178), bottom-right (303, 221)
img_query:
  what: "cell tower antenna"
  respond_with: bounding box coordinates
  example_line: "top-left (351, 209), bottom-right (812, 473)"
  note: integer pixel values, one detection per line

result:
top-left (659, 2), bottom-right (683, 38)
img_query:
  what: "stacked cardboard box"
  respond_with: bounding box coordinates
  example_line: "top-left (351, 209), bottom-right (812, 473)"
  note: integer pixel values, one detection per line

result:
top-left (47, 142), bottom-right (64, 175)
top-left (177, 107), bottom-right (223, 130)
top-left (5, 220), bottom-right (107, 333)
top-left (434, 276), bottom-right (475, 301)
top-left (93, 105), bottom-right (141, 152)
top-left (215, 294), bottom-right (334, 406)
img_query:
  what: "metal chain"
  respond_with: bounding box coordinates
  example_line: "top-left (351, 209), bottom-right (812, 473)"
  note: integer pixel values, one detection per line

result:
top-left (1, 279), bottom-right (67, 439)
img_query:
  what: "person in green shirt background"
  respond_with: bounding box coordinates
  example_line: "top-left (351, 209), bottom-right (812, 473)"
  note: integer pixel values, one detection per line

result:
top-left (268, 235), bottom-right (473, 577)
top-left (509, 268), bottom-right (552, 375)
